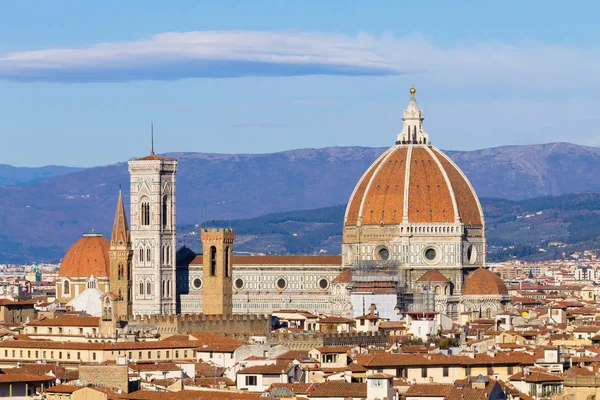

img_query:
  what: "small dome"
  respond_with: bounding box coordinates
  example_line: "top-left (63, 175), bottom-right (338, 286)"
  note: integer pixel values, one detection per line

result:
top-left (59, 233), bottom-right (110, 278)
top-left (463, 268), bottom-right (508, 296)
top-left (417, 270), bottom-right (450, 283)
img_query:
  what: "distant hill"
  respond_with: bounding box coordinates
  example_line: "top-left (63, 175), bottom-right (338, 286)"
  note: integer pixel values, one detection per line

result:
top-left (4, 142), bottom-right (600, 262)
top-left (180, 193), bottom-right (600, 262)
top-left (0, 164), bottom-right (83, 186)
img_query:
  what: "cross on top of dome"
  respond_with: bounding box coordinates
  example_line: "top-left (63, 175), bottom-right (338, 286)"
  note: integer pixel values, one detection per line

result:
top-left (396, 85), bottom-right (430, 145)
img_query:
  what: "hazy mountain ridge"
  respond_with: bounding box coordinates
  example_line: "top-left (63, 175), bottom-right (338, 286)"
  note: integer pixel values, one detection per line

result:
top-left (0, 164), bottom-right (83, 186)
top-left (3, 142), bottom-right (600, 262)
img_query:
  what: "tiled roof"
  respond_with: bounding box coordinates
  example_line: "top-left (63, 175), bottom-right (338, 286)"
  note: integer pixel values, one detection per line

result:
top-left (332, 268), bottom-right (352, 283)
top-left (59, 233), bottom-right (110, 278)
top-left (417, 269), bottom-right (451, 283)
top-left (360, 352), bottom-right (536, 368)
top-left (406, 383), bottom-right (453, 396)
top-left (463, 268), bottom-right (509, 296)
top-left (135, 152), bottom-right (175, 161)
top-left (309, 381), bottom-right (367, 398)
top-left (345, 145), bottom-right (483, 226)
top-left (318, 316), bottom-right (354, 323)
top-left (238, 362), bottom-right (290, 375)
top-left (0, 373), bottom-right (55, 383)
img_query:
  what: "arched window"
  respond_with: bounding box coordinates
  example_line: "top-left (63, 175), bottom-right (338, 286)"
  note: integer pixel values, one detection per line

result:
top-left (167, 280), bottom-right (171, 297)
top-left (118, 289), bottom-right (123, 301)
top-left (147, 248), bottom-right (151, 262)
top-left (162, 196), bottom-right (168, 228)
top-left (118, 264), bottom-right (124, 280)
top-left (210, 246), bottom-right (217, 276)
top-left (139, 282), bottom-right (144, 296)
top-left (162, 280), bottom-right (166, 296)
top-left (141, 199), bottom-right (150, 226)
top-left (224, 246), bottom-right (230, 278)
top-left (139, 248), bottom-right (144, 263)
top-left (147, 282), bottom-right (152, 296)
top-left (63, 280), bottom-right (70, 295)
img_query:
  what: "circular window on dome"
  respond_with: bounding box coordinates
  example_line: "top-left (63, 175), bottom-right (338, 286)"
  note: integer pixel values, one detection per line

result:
top-left (318, 278), bottom-right (329, 291)
top-left (275, 278), bottom-right (287, 291)
top-left (467, 244), bottom-right (477, 264)
top-left (192, 277), bottom-right (202, 290)
top-left (234, 278), bottom-right (245, 290)
top-left (376, 247), bottom-right (390, 260)
top-left (424, 247), bottom-right (438, 262)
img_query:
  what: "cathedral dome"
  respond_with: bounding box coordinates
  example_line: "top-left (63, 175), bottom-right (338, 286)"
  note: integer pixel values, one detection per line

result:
top-left (344, 88), bottom-right (483, 227)
top-left (59, 233), bottom-right (110, 278)
top-left (463, 268), bottom-right (508, 296)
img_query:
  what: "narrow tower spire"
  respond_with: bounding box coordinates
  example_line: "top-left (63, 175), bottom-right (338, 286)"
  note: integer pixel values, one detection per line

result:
top-left (110, 188), bottom-right (130, 248)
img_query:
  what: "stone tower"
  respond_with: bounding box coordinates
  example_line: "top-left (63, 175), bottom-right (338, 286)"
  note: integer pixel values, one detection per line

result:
top-left (108, 189), bottom-right (133, 320)
top-left (201, 227), bottom-right (234, 316)
top-left (128, 150), bottom-right (177, 316)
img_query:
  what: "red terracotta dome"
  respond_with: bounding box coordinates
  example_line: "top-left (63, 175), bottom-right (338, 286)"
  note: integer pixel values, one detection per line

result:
top-left (463, 268), bottom-right (508, 296)
top-left (59, 233), bottom-right (110, 278)
top-left (344, 144), bottom-right (483, 226)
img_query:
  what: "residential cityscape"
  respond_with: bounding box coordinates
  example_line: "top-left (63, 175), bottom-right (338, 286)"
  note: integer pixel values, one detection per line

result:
top-left (2, 2), bottom-right (600, 400)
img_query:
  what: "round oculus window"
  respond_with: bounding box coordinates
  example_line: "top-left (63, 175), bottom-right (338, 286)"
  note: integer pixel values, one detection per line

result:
top-left (234, 278), bottom-right (245, 290)
top-left (425, 248), bottom-right (437, 261)
top-left (276, 278), bottom-right (287, 291)
top-left (192, 277), bottom-right (202, 290)
top-left (318, 278), bottom-right (329, 290)
top-left (378, 247), bottom-right (390, 260)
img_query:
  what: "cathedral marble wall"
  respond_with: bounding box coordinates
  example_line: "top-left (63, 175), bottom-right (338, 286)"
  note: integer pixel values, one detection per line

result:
top-left (177, 260), bottom-right (350, 316)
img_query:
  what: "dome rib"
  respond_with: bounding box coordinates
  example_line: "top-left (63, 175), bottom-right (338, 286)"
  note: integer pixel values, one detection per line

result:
top-left (360, 147), bottom-right (408, 225)
top-left (345, 148), bottom-right (393, 226)
top-left (407, 147), bottom-right (454, 223)
top-left (426, 146), bottom-right (460, 222)
top-left (431, 148), bottom-right (483, 225)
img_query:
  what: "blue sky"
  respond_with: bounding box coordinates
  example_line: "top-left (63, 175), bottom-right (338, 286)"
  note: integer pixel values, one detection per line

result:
top-left (1, 1), bottom-right (600, 167)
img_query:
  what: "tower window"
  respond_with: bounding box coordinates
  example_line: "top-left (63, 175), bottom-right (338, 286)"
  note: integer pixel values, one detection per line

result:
top-left (63, 280), bottom-right (70, 295)
top-left (139, 248), bottom-right (144, 262)
top-left (147, 282), bottom-right (152, 296)
top-left (118, 264), bottom-right (124, 280)
top-left (224, 246), bottom-right (230, 278)
top-left (147, 248), bottom-right (151, 262)
top-left (162, 196), bottom-right (168, 227)
top-left (139, 282), bottom-right (144, 296)
top-left (141, 200), bottom-right (150, 226)
top-left (210, 246), bottom-right (217, 276)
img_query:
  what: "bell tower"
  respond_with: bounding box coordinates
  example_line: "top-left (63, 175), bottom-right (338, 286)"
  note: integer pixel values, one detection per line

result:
top-left (201, 227), bottom-right (234, 316)
top-left (109, 189), bottom-right (133, 320)
top-left (128, 142), bottom-right (178, 316)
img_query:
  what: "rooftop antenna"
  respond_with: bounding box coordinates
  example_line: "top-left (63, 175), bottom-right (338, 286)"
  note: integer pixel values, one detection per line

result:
top-left (151, 122), bottom-right (155, 154)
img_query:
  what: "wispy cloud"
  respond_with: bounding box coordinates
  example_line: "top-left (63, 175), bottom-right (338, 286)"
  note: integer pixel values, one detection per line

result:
top-left (1, 30), bottom-right (599, 87)
top-left (0, 31), bottom-right (398, 82)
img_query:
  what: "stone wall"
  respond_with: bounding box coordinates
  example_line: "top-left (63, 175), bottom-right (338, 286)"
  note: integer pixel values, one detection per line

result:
top-left (79, 364), bottom-right (129, 393)
top-left (126, 313), bottom-right (272, 338)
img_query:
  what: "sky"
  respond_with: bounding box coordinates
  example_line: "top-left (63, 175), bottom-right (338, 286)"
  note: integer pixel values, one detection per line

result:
top-left (2, 0), bottom-right (600, 167)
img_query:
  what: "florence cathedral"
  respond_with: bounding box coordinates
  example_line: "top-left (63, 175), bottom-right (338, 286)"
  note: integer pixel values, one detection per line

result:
top-left (55, 87), bottom-right (509, 322)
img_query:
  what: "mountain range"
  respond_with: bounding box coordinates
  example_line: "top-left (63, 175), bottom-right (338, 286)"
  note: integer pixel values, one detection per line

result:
top-left (3, 142), bottom-right (600, 263)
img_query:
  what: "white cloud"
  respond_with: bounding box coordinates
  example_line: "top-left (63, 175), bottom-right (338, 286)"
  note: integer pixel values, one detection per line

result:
top-left (1, 30), bottom-right (600, 88)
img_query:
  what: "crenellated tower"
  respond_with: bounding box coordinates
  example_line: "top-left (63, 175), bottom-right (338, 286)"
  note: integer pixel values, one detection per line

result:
top-left (109, 189), bottom-right (133, 320)
top-left (201, 227), bottom-right (234, 316)
top-left (128, 146), bottom-right (178, 316)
